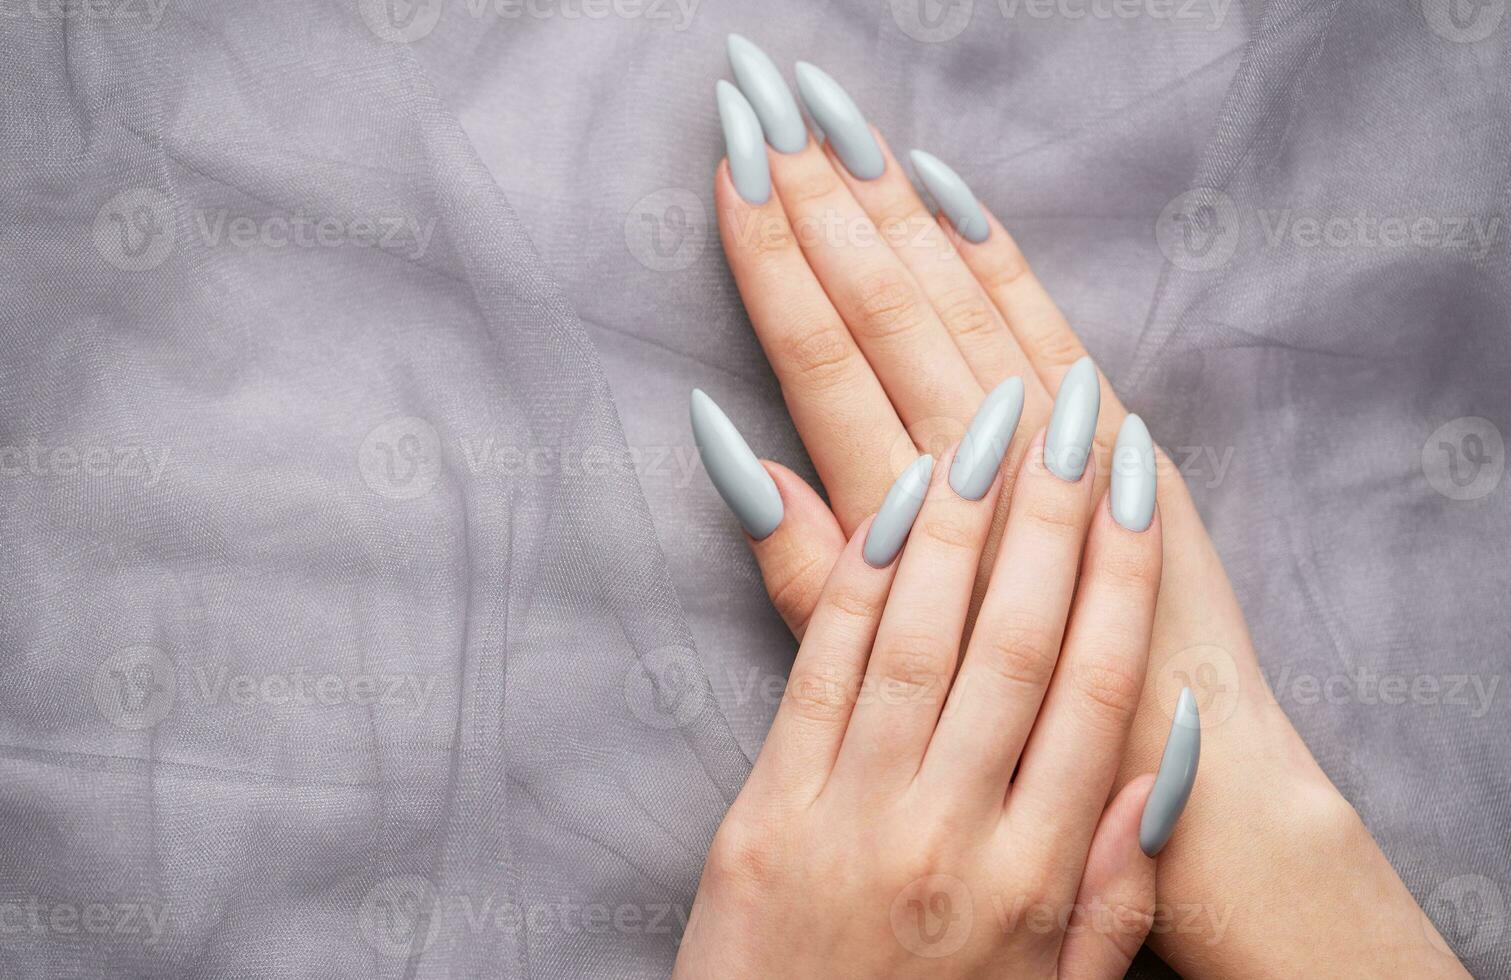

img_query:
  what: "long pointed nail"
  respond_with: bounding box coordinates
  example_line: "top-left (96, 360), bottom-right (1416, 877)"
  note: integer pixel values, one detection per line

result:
top-left (690, 389), bottom-right (783, 539)
top-left (1140, 687), bottom-right (1200, 857)
top-left (863, 455), bottom-right (934, 567)
top-left (950, 377), bottom-right (1025, 500)
top-left (793, 61), bottom-right (884, 180)
top-left (716, 80), bottom-right (771, 205)
top-left (1111, 414), bottom-right (1157, 532)
top-left (1045, 356), bottom-right (1101, 482)
top-left (726, 34), bottom-right (807, 154)
top-left (909, 150), bottom-right (989, 243)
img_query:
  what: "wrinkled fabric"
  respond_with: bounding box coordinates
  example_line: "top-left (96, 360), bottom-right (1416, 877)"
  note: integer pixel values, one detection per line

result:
top-left (0, 0), bottom-right (1506, 977)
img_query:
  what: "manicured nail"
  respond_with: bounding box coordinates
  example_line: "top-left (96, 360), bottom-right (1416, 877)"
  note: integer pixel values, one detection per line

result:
top-left (949, 377), bottom-right (1025, 501)
top-left (909, 150), bottom-right (989, 244)
top-left (863, 455), bottom-right (934, 567)
top-left (726, 34), bottom-right (807, 154)
top-left (1044, 356), bottom-right (1100, 482)
top-left (1111, 414), bottom-right (1157, 532)
top-left (690, 389), bottom-right (783, 539)
top-left (793, 61), bottom-right (884, 180)
top-left (716, 80), bottom-right (771, 205)
top-left (1140, 687), bottom-right (1201, 857)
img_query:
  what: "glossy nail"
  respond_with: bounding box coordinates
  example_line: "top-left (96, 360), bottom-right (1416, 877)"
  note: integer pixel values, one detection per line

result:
top-left (717, 80), bottom-right (771, 205)
top-left (1110, 414), bottom-right (1157, 532)
top-left (793, 61), bottom-right (884, 180)
top-left (909, 150), bottom-right (989, 244)
top-left (1044, 356), bottom-right (1100, 482)
top-left (863, 455), bottom-right (934, 567)
top-left (726, 34), bottom-right (807, 154)
top-left (690, 388), bottom-right (783, 539)
top-left (950, 377), bottom-right (1025, 500)
top-left (1140, 687), bottom-right (1200, 856)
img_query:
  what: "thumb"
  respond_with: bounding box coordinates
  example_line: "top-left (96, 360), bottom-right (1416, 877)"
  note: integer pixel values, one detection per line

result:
top-left (1057, 774), bottom-right (1158, 980)
top-left (689, 389), bottom-right (844, 638)
top-left (751, 462), bottom-right (845, 638)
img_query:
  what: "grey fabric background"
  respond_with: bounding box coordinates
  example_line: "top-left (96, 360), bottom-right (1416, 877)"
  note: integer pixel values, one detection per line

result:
top-left (0, 0), bottom-right (1507, 976)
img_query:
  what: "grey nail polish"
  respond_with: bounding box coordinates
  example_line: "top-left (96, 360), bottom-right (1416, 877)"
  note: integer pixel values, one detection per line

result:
top-left (863, 455), bottom-right (934, 568)
top-left (1139, 687), bottom-right (1201, 857)
top-left (792, 61), bottom-right (884, 181)
top-left (909, 149), bottom-right (989, 244)
top-left (726, 34), bottom-right (807, 154)
top-left (716, 80), bottom-right (771, 205)
top-left (1111, 414), bottom-right (1157, 532)
top-left (690, 388), bottom-right (783, 539)
top-left (1044, 355), bottom-right (1101, 482)
top-left (949, 377), bottom-right (1025, 501)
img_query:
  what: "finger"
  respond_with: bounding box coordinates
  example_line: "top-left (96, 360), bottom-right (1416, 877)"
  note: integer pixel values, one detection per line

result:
top-left (828, 137), bottom-right (1048, 407)
top-left (715, 147), bottom-right (911, 530)
top-left (750, 462), bottom-right (846, 638)
top-left (743, 515), bottom-right (895, 804)
top-left (1057, 775), bottom-right (1158, 980)
top-left (831, 443), bottom-right (1004, 790)
top-left (949, 203), bottom-right (1130, 492)
top-left (1010, 483), bottom-right (1163, 889)
top-left (917, 429), bottom-right (1097, 806)
top-left (773, 64), bottom-right (985, 433)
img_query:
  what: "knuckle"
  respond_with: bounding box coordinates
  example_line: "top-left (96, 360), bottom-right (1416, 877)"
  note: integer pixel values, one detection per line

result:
top-left (822, 584), bottom-right (884, 624)
top-left (980, 244), bottom-right (1032, 293)
top-left (871, 202), bottom-right (922, 246)
top-left (766, 551), bottom-right (828, 627)
top-left (783, 664), bottom-right (856, 724)
top-left (1020, 489), bottom-right (1086, 540)
top-left (851, 270), bottom-right (928, 340)
top-left (917, 515), bottom-right (976, 553)
top-left (870, 634), bottom-right (949, 702)
top-left (935, 287), bottom-right (1002, 343)
top-left (779, 319), bottom-right (856, 390)
top-left (746, 217), bottom-right (798, 258)
top-left (1034, 327), bottom-right (1087, 369)
top-left (1072, 658), bottom-right (1144, 730)
top-left (708, 817), bottom-right (783, 890)
top-left (1094, 541), bottom-right (1161, 592)
top-left (782, 167), bottom-right (843, 210)
top-left (979, 621), bottom-right (1060, 692)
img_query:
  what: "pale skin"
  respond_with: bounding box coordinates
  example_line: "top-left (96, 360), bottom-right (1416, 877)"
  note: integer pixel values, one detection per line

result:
top-left (698, 125), bottom-right (1470, 977)
top-left (676, 435), bottom-right (1167, 979)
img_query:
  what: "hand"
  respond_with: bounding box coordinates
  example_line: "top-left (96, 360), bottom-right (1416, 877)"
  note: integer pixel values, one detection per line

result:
top-left (675, 425), bottom-right (1187, 979)
top-left (697, 37), bottom-right (1469, 977)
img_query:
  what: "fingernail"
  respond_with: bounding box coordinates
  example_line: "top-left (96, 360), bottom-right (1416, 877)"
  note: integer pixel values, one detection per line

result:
top-left (949, 377), bottom-right (1025, 501)
top-left (716, 80), bottom-right (771, 205)
top-left (690, 388), bottom-right (783, 539)
top-left (863, 455), bottom-right (934, 568)
top-left (793, 61), bottom-right (884, 181)
top-left (1139, 687), bottom-right (1200, 857)
top-left (1110, 414), bottom-right (1157, 532)
top-left (909, 150), bottom-right (989, 244)
top-left (726, 34), bottom-right (807, 154)
top-left (1044, 355), bottom-right (1100, 482)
